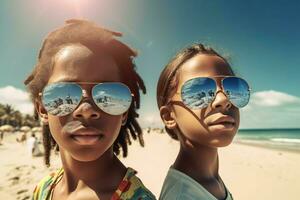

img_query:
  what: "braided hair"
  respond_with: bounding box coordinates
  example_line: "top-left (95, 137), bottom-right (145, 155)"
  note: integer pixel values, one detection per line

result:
top-left (24, 19), bottom-right (146, 166)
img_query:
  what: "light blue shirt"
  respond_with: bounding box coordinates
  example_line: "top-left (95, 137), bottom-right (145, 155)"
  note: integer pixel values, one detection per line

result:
top-left (159, 168), bottom-right (233, 200)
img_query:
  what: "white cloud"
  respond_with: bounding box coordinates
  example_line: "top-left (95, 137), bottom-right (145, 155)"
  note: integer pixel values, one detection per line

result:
top-left (240, 90), bottom-right (300, 129)
top-left (0, 86), bottom-right (34, 115)
top-left (249, 90), bottom-right (300, 107)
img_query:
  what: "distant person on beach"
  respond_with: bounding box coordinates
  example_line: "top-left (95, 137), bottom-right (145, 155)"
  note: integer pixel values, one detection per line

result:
top-left (157, 44), bottom-right (250, 199)
top-left (24, 19), bottom-right (155, 200)
top-left (27, 133), bottom-right (38, 156)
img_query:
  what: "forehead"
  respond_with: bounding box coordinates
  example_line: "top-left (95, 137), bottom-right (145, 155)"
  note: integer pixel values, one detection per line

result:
top-left (48, 44), bottom-right (121, 83)
top-left (178, 54), bottom-right (233, 83)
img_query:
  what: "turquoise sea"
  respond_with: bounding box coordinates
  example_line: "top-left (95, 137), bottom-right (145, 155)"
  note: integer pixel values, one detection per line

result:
top-left (236, 129), bottom-right (300, 152)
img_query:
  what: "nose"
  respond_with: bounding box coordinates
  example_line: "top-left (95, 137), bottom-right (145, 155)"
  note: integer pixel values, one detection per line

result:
top-left (72, 101), bottom-right (101, 120)
top-left (211, 89), bottom-right (232, 111)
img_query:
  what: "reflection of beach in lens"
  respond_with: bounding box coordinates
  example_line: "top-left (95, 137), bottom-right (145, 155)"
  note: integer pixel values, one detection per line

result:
top-left (45, 97), bottom-right (80, 116)
top-left (229, 92), bottom-right (250, 108)
top-left (182, 78), bottom-right (215, 109)
top-left (48, 104), bottom-right (78, 116)
top-left (95, 95), bottom-right (131, 115)
top-left (183, 95), bottom-right (210, 109)
top-left (223, 77), bottom-right (250, 108)
top-left (42, 83), bottom-right (82, 116)
top-left (92, 83), bottom-right (131, 115)
top-left (226, 88), bottom-right (250, 108)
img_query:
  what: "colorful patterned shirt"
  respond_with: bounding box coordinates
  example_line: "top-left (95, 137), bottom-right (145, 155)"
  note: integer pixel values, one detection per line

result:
top-left (32, 167), bottom-right (156, 200)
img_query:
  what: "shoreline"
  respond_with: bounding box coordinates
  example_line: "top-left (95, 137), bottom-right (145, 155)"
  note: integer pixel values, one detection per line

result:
top-left (234, 139), bottom-right (300, 154)
top-left (233, 140), bottom-right (300, 154)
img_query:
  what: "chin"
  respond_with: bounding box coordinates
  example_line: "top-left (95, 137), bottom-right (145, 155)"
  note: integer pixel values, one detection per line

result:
top-left (71, 149), bottom-right (107, 162)
top-left (209, 134), bottom-right (235, 148)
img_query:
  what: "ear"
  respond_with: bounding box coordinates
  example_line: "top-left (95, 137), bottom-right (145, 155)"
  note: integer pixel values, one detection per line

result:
top-left (159, 105), bottom-right (177, 129)
top-left (121, 111), bottom-right (129, 126)
top-left (35, 100), bottom-right (49, 125)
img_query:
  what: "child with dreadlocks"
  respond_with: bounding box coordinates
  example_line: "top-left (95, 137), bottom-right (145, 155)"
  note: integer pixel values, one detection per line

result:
top-left (25, 19), bottom-right (156, 200)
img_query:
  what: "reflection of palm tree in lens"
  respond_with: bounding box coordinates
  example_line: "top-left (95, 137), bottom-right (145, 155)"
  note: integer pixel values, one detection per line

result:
top-left (208, 90), bottom-right (214, 97)
top-left (57, 98), bottom-right (63, 106)
top-left (196, 92), bottom-right (205, 101)
top-left (104, 96), bottom-right (110, 102)
top-left (65, 94), bottom-right (73, 104)
top-left (53, 100), bottom-right (59, 108)
top-left (226, 90), bottom-right (230, 96)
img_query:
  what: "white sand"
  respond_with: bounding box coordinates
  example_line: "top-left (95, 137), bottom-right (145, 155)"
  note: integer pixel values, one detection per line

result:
top-left (1, 130), bottom-right (299, 200)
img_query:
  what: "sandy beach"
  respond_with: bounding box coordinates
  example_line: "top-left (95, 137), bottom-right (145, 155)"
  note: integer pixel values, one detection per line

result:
top-left (0, 130), bottom-right (299, 200)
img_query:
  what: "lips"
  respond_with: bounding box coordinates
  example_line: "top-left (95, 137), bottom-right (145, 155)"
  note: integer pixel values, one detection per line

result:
top-left (208, 116), bottom-right (235, 126)
top-left (207, 116), bottom-right (236, 131)
top-left (69, 127), bottom-right (104, 145)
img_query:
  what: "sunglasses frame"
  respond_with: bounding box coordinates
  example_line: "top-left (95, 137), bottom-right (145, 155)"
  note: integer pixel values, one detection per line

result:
top-left (38, 82), bottom-right (134, 116)
top-left (169, 76), bottom-right (251, 109)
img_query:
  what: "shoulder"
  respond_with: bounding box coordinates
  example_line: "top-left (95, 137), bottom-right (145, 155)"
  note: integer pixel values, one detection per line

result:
top-left (32, 168), bottom-right (63, 200)
top-left (113, 168), bottom-right (156, 200)
top-left (159, 168), bottom-right (185, 200)
top-left (159, 168), bottom-right (208, 200)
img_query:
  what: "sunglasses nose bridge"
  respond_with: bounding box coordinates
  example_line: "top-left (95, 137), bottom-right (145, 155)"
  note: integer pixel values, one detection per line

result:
top-left (212, 81), bottom-right (226, 99)
top-left (74, 86), bottom-right (100, 119)
top-left (80, 87), bottom-right (95, 103)
top-left (82, 89), bottom-right (88, 97)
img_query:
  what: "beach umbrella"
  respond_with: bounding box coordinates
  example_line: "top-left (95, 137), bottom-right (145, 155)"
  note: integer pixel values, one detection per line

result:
top-left (20, 126), bottom-right (31, 132)
top-left (0, 124), bottom-right (14, 132)
top-left (32, 127), bottom-right (42, 133)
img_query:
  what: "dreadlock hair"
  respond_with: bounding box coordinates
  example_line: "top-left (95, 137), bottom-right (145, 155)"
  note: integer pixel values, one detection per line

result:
top-left (24, 19), bottom-right (146, 166)
top-left (156, 43), bottom-right (234, 140)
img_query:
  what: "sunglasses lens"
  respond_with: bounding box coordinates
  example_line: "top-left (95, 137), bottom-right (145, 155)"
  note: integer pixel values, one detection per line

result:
top-left (42, 83), bottom-right (82, 116)
top-left (223, 77), bottom-right (250, 108)
top-left (92, 83), bottom-right (132, 115)
top-left (181, 77), bottom-right (216, 109)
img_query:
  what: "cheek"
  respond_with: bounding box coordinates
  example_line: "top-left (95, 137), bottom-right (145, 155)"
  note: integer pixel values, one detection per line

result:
top-left (47, 115), bottom-right (67, 144)
top-left (174, 107), bottom-right (210, 140)
top-left (101, 116), bottom-right (123, 139)
top-left (234, 108), bottom-right (240, 129)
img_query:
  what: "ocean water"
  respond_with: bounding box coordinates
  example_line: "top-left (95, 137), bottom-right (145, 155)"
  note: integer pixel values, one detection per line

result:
top-left (235, 129), bottom-right (300, 152)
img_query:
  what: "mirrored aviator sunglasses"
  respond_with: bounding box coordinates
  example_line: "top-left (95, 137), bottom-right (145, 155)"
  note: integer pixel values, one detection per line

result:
top-left (40, 82), bottom-right (133, 117)
top-left (180, 76), bottom-right (250, 109)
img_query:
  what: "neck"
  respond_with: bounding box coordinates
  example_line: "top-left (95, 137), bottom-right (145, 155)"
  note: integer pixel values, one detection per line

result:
top-left (173, 140), bottom-right (219, 182)
top-left (59, 147), bottom-right (126, 192)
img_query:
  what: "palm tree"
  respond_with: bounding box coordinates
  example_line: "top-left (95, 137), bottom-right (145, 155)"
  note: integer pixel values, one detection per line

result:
top-left (0, 104), bottom-right (5, 125)
top-left (23, 114), bottom-right (39, 127)
top-left (12, 110), bottom-right (23, 127)
top-left (0, 104), bottom-right (16, 125)
top-left (0, 103), bottom-right (39, 128)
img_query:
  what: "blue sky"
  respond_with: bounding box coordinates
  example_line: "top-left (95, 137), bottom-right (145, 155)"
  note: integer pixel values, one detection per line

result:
top-left (0, 0), bottom-right (299, 128)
